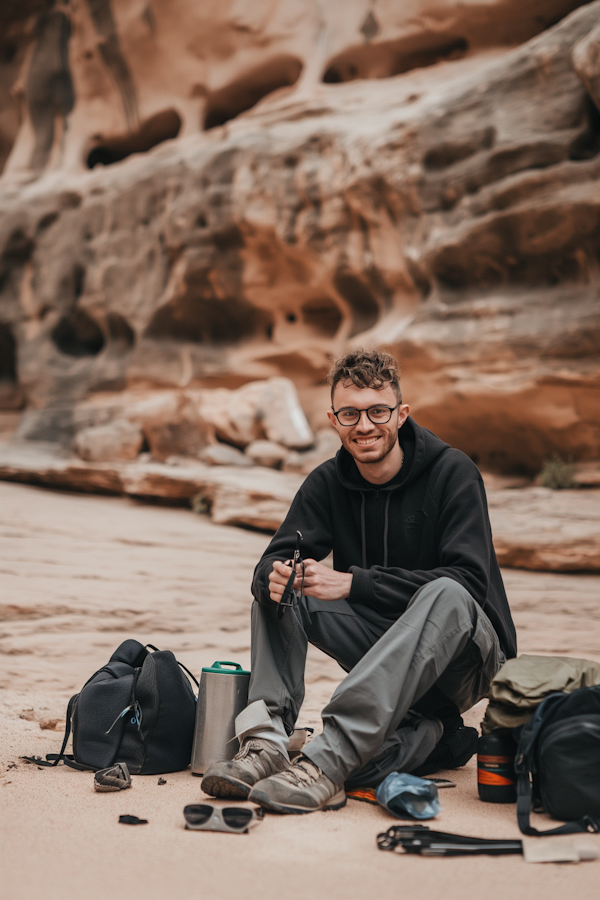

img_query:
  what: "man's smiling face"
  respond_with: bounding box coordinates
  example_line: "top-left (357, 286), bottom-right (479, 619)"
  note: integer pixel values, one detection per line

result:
top-left (327, 381), bottom-right (409, 476)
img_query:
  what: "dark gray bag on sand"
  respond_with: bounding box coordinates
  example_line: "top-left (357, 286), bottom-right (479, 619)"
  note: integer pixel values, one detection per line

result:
top-left (24, 640), bottom-right (198, 775)
top-left (515, 684), bottom-right (600, 836)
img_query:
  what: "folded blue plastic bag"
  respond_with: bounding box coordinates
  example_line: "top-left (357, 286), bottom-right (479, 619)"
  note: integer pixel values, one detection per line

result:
top-left (376, 772), bottom-right (441, 819)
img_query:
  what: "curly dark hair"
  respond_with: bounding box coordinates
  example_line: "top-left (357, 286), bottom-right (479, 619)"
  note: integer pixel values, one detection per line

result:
top-left (328, 349), bottom-right (401, 402)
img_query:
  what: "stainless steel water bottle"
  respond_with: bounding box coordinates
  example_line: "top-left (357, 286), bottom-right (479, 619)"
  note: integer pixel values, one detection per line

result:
top-left (477, 730), bottom-right (517, 802)
top-left (191, 661), bottom-right (250, 776)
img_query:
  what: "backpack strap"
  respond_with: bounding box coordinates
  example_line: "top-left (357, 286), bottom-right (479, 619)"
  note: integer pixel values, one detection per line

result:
top-left (21, 694), bottom-right (89, 768)
top-left (146, 644), bottom-right (199, 688)
top-left (516, 769), bottom-right (600, 835)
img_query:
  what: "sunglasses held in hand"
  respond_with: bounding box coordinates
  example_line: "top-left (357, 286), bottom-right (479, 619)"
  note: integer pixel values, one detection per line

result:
top-left (277, 530), bottom-right (305, 619)
top-left (183, 804), bottom-right (265, 834)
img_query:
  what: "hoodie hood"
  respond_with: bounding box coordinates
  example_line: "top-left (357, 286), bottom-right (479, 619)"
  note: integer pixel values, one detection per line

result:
top-left (335, 417), bottom-right (451, 568)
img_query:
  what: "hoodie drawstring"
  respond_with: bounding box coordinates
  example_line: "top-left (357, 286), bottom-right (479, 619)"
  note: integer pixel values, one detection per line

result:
top-left (383, 493), bottom-right (391, 569)
top-left (360, 493), bottom-right (367, 569)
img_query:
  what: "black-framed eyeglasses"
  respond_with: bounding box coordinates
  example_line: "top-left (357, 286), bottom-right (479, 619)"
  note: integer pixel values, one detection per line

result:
top-left (331, 403), bottom-right (401, 426)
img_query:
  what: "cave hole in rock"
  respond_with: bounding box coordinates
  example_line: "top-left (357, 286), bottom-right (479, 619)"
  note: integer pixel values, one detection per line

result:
top-left (301, 298), bottom-right (343, 337)
top-left (333, 269), bottom-right (380, 336)
top-left (0, 322), bottom-right (21, 409)
top-left (51, 308), bottom-right (105, 357)
top-left (37, 211), bottom-right (59, 232)
top-left (146, 292), bottom-right (273, 345)
top-left (107, 312), bottom-right (135, 350)
top-left (2, 228), bottom-right (33, 266)
top-left (213, 224), bottom-right (244, 251)
top-left (286, 312), bottom-right (297, 323)
top-left (2, 42), bottom-right (17, 65)
top-left (323, 36), bottom-right (468, 83)
top-left (86, 109), bottom-right (181, 168)
top-left (0, 323), bottom-right (17, 382)
top-left (569, 96), bottom-right (600, 161)
top-left (204, 55), bottom-right (303, 130)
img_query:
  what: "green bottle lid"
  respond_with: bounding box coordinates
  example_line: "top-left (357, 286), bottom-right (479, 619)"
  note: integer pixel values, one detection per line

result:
top-left (201, 660), bottom-right (250, 676)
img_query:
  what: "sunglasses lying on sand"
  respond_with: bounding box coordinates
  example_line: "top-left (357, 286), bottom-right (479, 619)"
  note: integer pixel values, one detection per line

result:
top-left (183, 804), bottom-right (265, 834)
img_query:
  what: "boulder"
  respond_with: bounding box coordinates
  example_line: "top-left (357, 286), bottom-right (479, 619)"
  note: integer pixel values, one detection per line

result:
top-left (200, 443), bottom-right (253, 467)
top-left (257, 378), bottom-right (315, 450)
top-left (75, 420), bottom-right (144, 462)
top-left (197, 378), bottom-right (314, 450)
top-left (209, 485), bottom-right (295, 531)
top-left (128, 393), bottom-right (214, 462)
top-left (245, 440), bottom-right (289, 469)
top-left (197, 384), bottom-right (266, 448)
top-left (489, 487), bottom-right (600, 571)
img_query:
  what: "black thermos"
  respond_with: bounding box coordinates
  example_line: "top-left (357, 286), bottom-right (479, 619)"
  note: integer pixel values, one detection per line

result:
top-left (477, 730), bottom-right (517, 803)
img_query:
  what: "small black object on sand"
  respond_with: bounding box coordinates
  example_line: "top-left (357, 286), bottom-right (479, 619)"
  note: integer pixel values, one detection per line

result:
top-left (119, 815), bottom-right (148, 825)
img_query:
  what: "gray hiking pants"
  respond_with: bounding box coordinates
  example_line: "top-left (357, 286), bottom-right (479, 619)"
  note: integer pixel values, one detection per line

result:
top-left (239, 576), bottom-right (503, 785)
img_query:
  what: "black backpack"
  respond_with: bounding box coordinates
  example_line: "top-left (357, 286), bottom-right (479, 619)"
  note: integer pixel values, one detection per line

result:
top-left (26, 640), bottom-right (198, 775)
top-left (515, 684), bottom-right (600, 835)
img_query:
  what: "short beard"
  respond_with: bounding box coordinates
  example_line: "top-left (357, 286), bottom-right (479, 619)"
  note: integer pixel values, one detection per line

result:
top-left (343, 430), bottom-right (398, 465)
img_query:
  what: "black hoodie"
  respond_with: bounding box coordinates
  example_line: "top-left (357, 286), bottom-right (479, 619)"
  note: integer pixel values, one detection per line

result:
top-left (252, 417), bottom-right (517, 659)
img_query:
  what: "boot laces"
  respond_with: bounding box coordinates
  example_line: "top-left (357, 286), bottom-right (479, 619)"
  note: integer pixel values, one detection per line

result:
top-left (278, 756), bottom-right (321, 787)
top-left (233, 739), bottom-right (267, 761)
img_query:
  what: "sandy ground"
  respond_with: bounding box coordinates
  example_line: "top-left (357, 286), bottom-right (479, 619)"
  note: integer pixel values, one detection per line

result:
top-left (1, 480), bottom-right (600, 900)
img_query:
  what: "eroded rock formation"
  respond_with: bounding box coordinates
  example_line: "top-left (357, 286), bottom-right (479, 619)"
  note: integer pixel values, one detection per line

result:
top-left (0, 0), bottom-right (599, 472)
top-left (1, 0), bottom-right (586, 180)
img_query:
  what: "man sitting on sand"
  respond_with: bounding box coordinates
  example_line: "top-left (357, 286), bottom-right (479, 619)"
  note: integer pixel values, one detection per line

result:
top-left (202, 349), bottom-right (517, 814)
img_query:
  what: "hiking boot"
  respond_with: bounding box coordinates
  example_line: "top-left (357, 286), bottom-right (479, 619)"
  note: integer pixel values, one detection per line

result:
top-left (201, 739), bottom-right (289, 800)
top-left (249, 755), bottom-right (346, 814)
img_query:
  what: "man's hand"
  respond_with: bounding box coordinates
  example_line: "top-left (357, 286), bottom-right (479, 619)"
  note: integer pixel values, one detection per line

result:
top-left (269, 559), bottom-right (353, 603)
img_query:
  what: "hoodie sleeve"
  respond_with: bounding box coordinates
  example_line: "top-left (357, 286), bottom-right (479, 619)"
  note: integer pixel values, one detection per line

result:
top-left (251, 467), bottom-right (334, 606)
top-left (347, 475), bottom-right (495, 615)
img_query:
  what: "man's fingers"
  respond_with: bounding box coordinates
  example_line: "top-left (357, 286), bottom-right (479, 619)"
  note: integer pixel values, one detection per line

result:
top-left (272, 561), bottom-right (297, 579)
top-left (269, 561), bottom-right (296, 603)
top-left (270, 562), bottom-right (292, 584)
top-left (269, 558), bottom-right (305, 602)
top-left (268, 576), bottom-right (284, 603)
